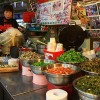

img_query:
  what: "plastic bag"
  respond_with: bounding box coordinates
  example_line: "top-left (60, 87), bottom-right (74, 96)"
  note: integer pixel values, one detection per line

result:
top-left (0, 28), bottom-right (23, 45)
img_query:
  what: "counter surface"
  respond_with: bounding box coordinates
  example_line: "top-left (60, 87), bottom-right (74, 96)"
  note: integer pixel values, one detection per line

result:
top-left (13, 88), bottom-right (47, 100)
top-left (0, 72), bottom-right (79, 100)
top-left (0, 72), bottom-right (46, 97)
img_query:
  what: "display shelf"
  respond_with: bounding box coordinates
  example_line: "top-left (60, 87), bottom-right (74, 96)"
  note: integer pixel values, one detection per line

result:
top-left (26, 23), bottom-right (48, 32)
top-left (86, 29), bottom-right (100, 30)
top-left (87, 15), bottom-right (100, 17)
top-left (29, 30), bottom-right (47, 32)
top-left (25, 23), bottom-right (37, 25)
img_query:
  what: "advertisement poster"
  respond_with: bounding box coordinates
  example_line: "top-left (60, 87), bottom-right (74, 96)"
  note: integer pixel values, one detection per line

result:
top-left (86, 16), bottom-right (100, 29)
top-left (90, 38), bottom-right (100, 56)
top-left (36, 0), bottom-right (72, 25)
top-left (97, 2), bottom-right (100, 15)
top-left (88, 30), bottom-right (100, 37)
top-left (85, 3), bottom-right (98, 16)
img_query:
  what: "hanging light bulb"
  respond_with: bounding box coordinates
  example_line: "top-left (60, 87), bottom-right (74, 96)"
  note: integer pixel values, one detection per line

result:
top-left (14, 2), bottom-right (16, 8)
top-left (21, 1), bottom-right (24, 7)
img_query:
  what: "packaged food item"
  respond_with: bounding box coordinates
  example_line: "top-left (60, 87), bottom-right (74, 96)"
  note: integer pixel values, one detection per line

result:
top-left (56, 43), bottom-right (63, 52)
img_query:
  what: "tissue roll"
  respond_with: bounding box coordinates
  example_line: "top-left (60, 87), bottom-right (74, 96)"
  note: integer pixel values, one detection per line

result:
top-left (46, 89), bottom-right (68, 100)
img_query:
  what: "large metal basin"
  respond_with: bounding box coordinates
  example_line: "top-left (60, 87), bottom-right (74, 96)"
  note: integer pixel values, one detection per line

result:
top-left (43, 63), bottom-right (80, 86)
top-left (73, 76), bottom-right (100, 100)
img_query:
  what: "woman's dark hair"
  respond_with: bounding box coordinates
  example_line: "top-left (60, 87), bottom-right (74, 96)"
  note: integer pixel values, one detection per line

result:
top-left (3, 4), bottom-right (13, 13)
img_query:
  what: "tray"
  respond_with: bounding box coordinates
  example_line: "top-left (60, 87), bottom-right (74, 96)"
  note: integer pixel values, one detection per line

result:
top-left (0, 67), bottom-right (19, 72)
top-left (0, 63), bottom-right (19, 72)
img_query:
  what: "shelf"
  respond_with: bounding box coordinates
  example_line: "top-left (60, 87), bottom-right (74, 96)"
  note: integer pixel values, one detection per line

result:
top-left (86, 29), bottom-right (100, 30)
top-left (87, 15), bottom-right (100, 17)
top-left (25, 23), bottom-right (37, 25)
top-left (29, 30), bottom-right (47, 32)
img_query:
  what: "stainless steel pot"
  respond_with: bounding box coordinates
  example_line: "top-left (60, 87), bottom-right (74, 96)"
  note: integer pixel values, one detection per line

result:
top-left (36, 44), bottom-right (46, 54)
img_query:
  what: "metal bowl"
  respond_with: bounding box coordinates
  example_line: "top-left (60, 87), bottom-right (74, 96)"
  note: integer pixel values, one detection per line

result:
top-left (73, 76), bottom-right (100, 100)
top-left (43, 63), bottom-right (80, 86)
top-left (59, 61), bottom-right (81, 66)
top-left (36, 44), bottom-right (46, 54)
top-left (30, 59), bottom-right (45, 75)
top-left (57, 57), bottom-right (88, 66)
top-left (37, 48), bottom-right (45, 54)
top-left (31, 65), bottom-right (44, 75)
top-left (20, 59), bottom-right (34, 67)
top-left (81, 69), bottom-right (100, 76)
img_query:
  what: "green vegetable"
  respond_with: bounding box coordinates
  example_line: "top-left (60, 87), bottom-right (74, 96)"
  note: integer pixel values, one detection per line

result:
top-left (32, 61), bottom-right (49, 67)
top-left (57, 50), bottom-right (86, 63)
top-left (75, 75), bottom-right (100, 95)
top-left (80, 58), bottom-right (100, 74)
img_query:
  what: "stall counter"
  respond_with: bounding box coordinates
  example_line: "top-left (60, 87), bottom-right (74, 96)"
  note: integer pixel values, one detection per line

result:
top-left (0, 72), bottom-right (79, 100)
top-left (0, 72), bottom-right (47, 100)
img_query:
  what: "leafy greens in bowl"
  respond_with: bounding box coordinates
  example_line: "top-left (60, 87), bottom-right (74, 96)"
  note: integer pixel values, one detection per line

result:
top-left (57, 50), bottom-right (87, 63)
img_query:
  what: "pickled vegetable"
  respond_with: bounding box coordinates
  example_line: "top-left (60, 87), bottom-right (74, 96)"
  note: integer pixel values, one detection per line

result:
top-left (47, 67), bottom-right (75, 75)
top-left (75, 75), bottom-right (100, 95)
top-left (80, 58), bottom-right (100, 74)
top-left (20, 51), bottom-right (41, 60)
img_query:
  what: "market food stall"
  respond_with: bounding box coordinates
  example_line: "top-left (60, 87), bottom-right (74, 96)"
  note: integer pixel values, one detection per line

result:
top-left (0, 0), bottom-right (100, 100)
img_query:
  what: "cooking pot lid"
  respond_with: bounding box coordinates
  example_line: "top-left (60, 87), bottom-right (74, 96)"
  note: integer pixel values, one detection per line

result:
top-left (59, 24), bottom-right (85, 50)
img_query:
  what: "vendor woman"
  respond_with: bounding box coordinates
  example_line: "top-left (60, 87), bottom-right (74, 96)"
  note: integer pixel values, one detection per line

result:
top-left (0, 4), bottom-right (19, 33)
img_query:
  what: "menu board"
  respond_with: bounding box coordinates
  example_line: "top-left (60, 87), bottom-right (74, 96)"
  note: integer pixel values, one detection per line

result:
top-left (36, 0), bottom-right (72, 25)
